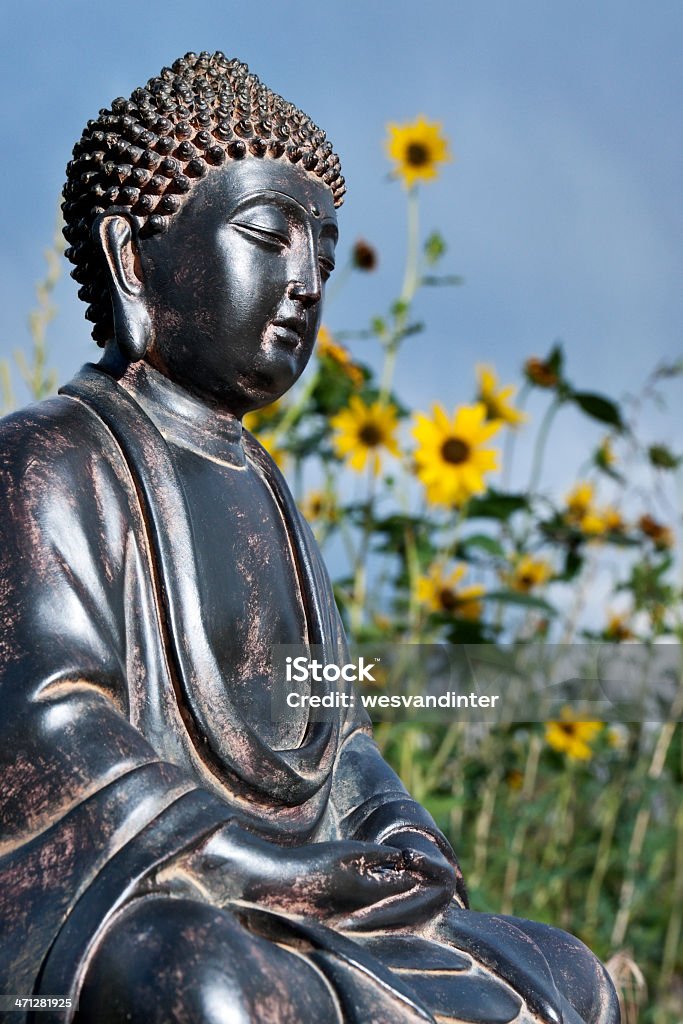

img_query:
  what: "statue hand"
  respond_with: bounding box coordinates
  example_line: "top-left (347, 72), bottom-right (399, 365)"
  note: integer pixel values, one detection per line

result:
top-left (332, 830), bottom-right (457, 931)
top-left (164, 823), bottom-right (425, 927)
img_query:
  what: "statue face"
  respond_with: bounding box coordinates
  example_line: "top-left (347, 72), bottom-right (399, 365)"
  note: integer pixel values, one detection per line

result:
top-left (138, 158), bottom-right (338, 416)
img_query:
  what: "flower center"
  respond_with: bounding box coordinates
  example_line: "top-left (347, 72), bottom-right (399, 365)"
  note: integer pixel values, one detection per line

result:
top-left (406, 142), bottom-right (430, 167)
top-left (441, 437), bottom-right (470, 464)
top-left (359, 423), bottom-right (383, 447)
top-left (558, 723), bottom-right (576, 737)
top-left (484, 398), bottom-right (502, 420)
top-left (439, 587), bottom-right (459, 611)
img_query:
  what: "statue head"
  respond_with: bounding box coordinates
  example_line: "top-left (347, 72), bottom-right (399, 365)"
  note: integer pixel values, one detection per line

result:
top-left (62, 52), bottom-right (344, 415)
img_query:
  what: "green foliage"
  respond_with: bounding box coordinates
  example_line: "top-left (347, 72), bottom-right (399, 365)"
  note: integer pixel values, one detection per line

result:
top-left (648, 444), bottom-right (681, 471)
top-left (571, 391), bottom-right (625, 429)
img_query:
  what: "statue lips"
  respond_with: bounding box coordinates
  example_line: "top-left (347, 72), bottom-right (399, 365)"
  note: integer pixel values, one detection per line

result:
top-left (269, 314), bottom-right (307, 349)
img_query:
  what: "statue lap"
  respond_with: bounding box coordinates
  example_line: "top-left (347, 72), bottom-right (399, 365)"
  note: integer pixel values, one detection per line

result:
top-left (75, 890), bottom-right (619, 1024)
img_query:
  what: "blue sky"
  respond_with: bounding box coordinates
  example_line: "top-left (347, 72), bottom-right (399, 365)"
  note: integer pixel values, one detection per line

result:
top-left (1, 0), bottom-right (681, 497)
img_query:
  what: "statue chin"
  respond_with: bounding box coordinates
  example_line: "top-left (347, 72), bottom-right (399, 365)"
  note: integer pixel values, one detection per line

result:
top-left (0, 49), bottom-right (621, 1024)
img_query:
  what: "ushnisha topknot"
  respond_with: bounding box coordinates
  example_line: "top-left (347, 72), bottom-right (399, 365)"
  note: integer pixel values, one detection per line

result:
top-left (62, 51), bottom-right (345, 344)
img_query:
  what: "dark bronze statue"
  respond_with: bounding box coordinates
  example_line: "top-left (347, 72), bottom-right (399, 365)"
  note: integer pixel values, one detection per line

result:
top-left (0, 53), bottom-right (620, 1023)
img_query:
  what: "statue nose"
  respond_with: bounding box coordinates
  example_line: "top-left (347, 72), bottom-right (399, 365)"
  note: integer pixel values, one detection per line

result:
top-left (287, 275), bottom-right (320, 306)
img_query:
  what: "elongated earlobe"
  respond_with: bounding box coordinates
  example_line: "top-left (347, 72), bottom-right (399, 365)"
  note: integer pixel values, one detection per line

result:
top-left (95, 214), bottom-right (152, 360)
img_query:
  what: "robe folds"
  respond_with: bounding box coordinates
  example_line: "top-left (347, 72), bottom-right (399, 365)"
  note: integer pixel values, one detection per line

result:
top-left (0, 363), bottom-right (619, 1024)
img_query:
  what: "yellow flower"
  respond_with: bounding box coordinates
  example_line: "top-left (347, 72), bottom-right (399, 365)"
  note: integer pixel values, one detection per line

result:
top-left (605, 611), bottom-right (635, 642)
top-left (602, 505), bottom-right (624, 533)
top-left (385, 116), bottom-right (451, 188)
top-left (317, 326), bottom-right (364, 388)
top-left (597, 437), bottom-right (616, 468)
top-left (564, 483), bottom-right (623, 538)
top-left (524, 356), bottom-right (559, 389)
top-left (476, 364), bottom-right (527, 428)
top-left (579, 509), bottom-right (610, 537)
top-left (545, 708), bottom-right (603, 761)
top-left (638, 514), bottom-right (674, 550)
top-left (565, 481), bottom-right (595, 521)
top-left (331, 396), bottom-right (400, 473)
top-left (300, 489), bottom-right (337, 524)
top-left (373, 613), bottom-right (393, 634)
top-left (417, 564), bottom-right (484, 620)
top-left (243, 397), bottom-right (286, 433)
top-left (255, 430), bottom-right (287, 470)
top-left (506, 769), bottom-right (524, 791)
top-left (504, 554), bottom-right (553, 593)
top-left (412, 402), bottom-right (501, 507)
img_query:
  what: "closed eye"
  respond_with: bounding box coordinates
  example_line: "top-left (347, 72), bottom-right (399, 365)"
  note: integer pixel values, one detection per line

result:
top-left (231, 221), bottom-right (289, 248)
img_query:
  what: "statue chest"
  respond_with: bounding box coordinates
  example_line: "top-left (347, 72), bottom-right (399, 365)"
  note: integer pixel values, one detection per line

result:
top-left (169, 443), bottom-right (309, 747)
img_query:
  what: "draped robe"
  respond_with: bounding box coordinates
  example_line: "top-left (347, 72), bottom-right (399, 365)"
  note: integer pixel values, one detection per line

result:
top-left (0, 362), bottom-right (619, 1024)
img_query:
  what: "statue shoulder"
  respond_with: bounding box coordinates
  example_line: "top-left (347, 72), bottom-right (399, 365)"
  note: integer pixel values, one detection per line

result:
top-left (0, 392), bottom-right (134, 517)
top-left (0, 392), bottom-right (105, 464)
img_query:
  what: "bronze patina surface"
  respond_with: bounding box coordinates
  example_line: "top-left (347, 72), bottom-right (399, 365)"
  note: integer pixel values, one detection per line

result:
top-left (0, 52), bottom-right (620, 1023)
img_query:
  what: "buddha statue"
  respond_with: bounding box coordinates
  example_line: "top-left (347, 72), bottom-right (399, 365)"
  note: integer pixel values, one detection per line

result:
top-left (0, 52), bottom-right (619, 1024)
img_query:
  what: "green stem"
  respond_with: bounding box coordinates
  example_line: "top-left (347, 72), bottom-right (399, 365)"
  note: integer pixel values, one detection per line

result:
top-left (272, 367), bottom-right (320, 443)
top-left (16, 210), bottom-right (62, 403)
top-left (535, 762), bottom-right (575, 918)
top-left (584, 787), bottom-right (621, 942)
top-left (527, 396), bottom-right (562, 495)
top-left (379, 187), bottom-right (420, 404)
top-left (401, 187), bottom-right (421, 305)
top-left (0, 361), bottom-right (14, 416)
top-left (656, 764), bottom-right (683, 1001)
top-left (349, 460), bottom-right (378, 635)
top-left (610, 684), bottom-right (683, 948)
top-left (423, 722), bottom-right (464, 793)
top-left (472, 763), bottom-right (503, 886)
top-left (404, 525), bottom-right (422, 635)
top-left (501, 732), bottom-right (542, 915)
top-left (501, 382), bottom-right (530, 489)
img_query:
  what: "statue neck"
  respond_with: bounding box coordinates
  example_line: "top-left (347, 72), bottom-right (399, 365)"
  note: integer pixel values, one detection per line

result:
top-left (114, 359), bottom-right (247, 469)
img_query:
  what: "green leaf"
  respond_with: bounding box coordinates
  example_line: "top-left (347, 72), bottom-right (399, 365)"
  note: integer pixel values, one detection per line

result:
top-left (547, 343), bottom-right (565, 377)
top-left (466, 490), bottom-right (530, 521)
top-left (458, 533), bottom-right (506, 557)
top-left (445, 618), bottom-right (494, 643)
top-left (572, 391), bottom-right (624, 429)
top-left (653, 357), bottom-right (683, 381)
top-left (422, 794), bottom-right (457, 826)
top-left (372, 513), bottom-right (437, 564)
top-left (397, 321), bottom-right (425, 340)
top-left (359, 387), bottom-right (410, 418)
top-left (424, 232), bottom-right (447, 265)
top-left (559, 547), bottom-right (583, 582)
top-left (311, 366), bottom-right (360, 416)
top-left (484, 590), bottom-right (557, 614)
top-left (648, 444), bottom-right (681, 470)
top-left (421, 274), bottom-right (464, 287)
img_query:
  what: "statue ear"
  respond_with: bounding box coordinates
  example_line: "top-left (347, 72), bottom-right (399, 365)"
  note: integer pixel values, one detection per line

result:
top-left (95, 213), bottom-right (152, 360)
